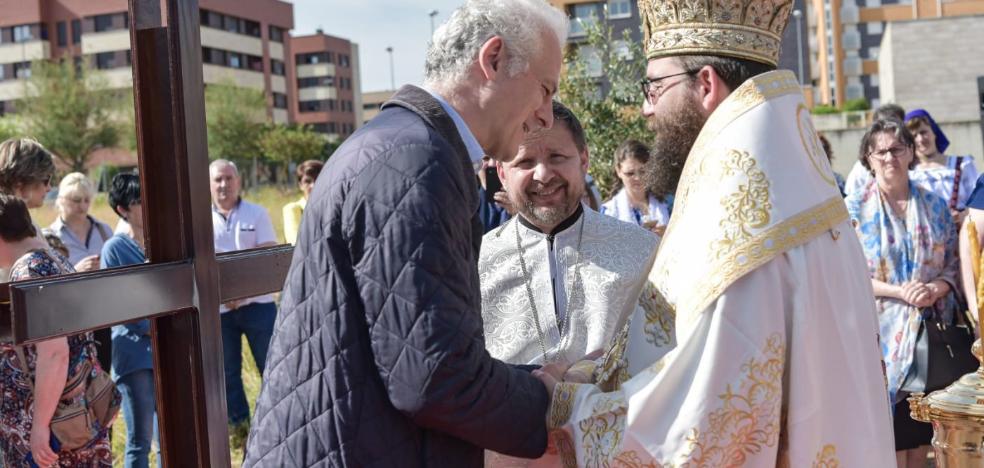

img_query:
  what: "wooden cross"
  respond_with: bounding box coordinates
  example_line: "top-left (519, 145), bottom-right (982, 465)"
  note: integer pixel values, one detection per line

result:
top-left (0, 0), bottom-right (292, 465)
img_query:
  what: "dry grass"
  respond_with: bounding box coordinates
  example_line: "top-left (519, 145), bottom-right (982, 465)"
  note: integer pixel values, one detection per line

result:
top-left (30, 184), bottom-right (298, 467)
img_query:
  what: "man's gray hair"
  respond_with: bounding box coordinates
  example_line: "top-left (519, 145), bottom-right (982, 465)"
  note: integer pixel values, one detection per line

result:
top-left (424, 0), bottom-right (568, 86)
top-left (209, 159), bottom-right (239, 176)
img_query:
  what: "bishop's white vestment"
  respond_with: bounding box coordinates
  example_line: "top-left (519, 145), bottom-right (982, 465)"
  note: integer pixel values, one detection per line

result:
top-left (544, 70), bottom-right (896, 467)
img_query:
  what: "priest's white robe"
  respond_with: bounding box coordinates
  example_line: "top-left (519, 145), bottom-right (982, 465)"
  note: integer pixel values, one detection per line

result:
top-left (544, 70), bottom-right (896, 467)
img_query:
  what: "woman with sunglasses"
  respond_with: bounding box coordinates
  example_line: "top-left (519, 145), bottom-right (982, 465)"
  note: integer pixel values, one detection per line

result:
top-left (845, 119), bottom-right (963, 468)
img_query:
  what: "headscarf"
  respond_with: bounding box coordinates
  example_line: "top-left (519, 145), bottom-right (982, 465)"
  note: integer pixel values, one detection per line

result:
top-left (905, 109), bottom-right (950, 154)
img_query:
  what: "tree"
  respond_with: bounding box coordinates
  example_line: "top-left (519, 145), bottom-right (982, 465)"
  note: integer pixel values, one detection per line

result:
top-left (257, 124), bottom-right (326, 185)
top-left (558, 16), bottom-right (651, 199)
top-left (19, 60), bottom-right (123, 172)
top-left (0, 116), bottom-right (22, 142)
top-left (204, 79), bottom-right (267, 185)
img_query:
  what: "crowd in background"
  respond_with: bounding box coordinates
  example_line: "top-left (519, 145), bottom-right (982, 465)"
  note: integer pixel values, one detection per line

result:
top-left (0, 136), bottom-right (323, 467)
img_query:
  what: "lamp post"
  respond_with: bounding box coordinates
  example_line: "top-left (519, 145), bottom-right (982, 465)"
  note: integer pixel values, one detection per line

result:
top-left (386, 46), bottom-right (395, 91)
top-left (792, 9), bottom-right (804, 85)
top-left (429, 10), bottom-right (439, 36)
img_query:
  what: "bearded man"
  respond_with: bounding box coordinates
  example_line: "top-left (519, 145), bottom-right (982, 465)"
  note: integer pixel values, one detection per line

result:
top-left (533, 0), bottom-right (896, 465)
top-left (481, 100), bottom-right (663, 468)
top-left (480, 101), bottom-right (664, 367)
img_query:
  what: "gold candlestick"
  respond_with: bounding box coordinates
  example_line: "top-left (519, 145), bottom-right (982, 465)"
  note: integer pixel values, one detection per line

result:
top-left (908, 221), bottom-right (984, 466)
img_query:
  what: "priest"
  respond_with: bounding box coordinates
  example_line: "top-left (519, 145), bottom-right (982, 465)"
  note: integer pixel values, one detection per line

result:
top-left (534, 1), bottom-right (896, 466)
top-left (480, 101), bottom-right (665, 367)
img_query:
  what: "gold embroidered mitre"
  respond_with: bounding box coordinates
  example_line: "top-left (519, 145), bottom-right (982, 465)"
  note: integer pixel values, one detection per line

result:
top-left (638, 0), bottom-right (794, 66)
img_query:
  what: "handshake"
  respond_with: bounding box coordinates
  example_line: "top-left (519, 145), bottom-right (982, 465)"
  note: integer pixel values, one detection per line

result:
top-left (530, 349), bottom-right (604, 394)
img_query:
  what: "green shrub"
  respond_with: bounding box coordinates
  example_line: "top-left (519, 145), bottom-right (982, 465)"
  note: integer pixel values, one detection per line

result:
top-left (811, 105), bottom-right (840, 115)
top-left (843, 98), bottom-right (870, 112)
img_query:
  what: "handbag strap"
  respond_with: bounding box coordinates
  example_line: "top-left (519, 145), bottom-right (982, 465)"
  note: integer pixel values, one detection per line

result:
top-left (13, 346), bottom-right (36, 392)
top-left (950, 156), bottom-right (964, 211)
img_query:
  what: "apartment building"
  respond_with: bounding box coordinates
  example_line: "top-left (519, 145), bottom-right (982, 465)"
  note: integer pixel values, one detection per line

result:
top-left (361, 90), bottom-right (394, 125)
top-left (291, 32), bottom-right (362, 141)
top-left (0, 0), bottom-right (296, 124)
top-left (809, 0), bottom-right (984, 107)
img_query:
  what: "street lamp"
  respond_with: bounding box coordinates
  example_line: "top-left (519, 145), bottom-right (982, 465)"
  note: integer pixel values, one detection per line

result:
top-left (429, 10), bottom-right (439, 36)
top-left (792, 9), bottom-right (804, 86)
top-left (386, 46), bottom-right (395, 91)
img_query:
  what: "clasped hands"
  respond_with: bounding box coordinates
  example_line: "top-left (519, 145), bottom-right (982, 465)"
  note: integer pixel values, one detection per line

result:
top-left (896, 279), bottom-right (948, 308)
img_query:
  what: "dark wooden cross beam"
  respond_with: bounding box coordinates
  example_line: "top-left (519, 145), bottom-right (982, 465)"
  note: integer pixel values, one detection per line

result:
top-left (0, 0), bottom-right (293, 465)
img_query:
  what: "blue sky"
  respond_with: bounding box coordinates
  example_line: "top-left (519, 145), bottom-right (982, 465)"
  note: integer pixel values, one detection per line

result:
top-left (287, 0), bottom-right (467, 92)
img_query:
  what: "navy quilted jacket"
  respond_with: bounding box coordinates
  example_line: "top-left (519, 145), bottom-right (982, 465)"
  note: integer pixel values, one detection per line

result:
top-left (244, 86), bottom-right (550, 467)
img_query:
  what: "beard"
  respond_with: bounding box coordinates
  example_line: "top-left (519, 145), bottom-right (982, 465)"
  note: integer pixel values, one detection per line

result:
top-left (643, 92), bottom-right (708, 198)
top-left (518, 179), bottom-right (584, 229)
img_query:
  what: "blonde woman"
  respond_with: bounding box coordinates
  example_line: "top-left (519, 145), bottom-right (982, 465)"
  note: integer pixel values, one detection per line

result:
top-left (49, 173), bottom-right (113, 272)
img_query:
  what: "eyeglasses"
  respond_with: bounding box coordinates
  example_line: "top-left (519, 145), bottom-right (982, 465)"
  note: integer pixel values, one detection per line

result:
top-left (868, 145), bottom-right (909, 160)
top-left (640, 70), bottom-right (699, 105)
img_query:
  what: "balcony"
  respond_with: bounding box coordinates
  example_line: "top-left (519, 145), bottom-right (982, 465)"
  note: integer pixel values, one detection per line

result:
top-left (298, 87), bottom-right (338, 101)
top-left (269, 42), bottom-right (284, 61)
top-left (202, 64), bottom-right (265, 90)
top-left (297, 63), bottom-right (336, 79)
top-left (201, 27), bottom-right (263, 57)
top-left (0, 40), bottom-right (50, 65)
top-left (842, 56), bottom-right (863, 76)
top-left (271, 75), bottom-right (286, 94)
top-left (81, 30), bottom-right (130, 55)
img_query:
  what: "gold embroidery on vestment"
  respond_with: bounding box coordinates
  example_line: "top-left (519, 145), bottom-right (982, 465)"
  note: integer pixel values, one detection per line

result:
top-left (612, 451), bottom-right (659, 467)
top-left (715, 149), bottom-right (772, 258)
top-left (642, 282), bottom-right (675, 348)
top-left (597, 322), bottom-right (633, 392)
top-left (676, 333), bottom-right (785, 467)
top-left (797, 104), bottom-right (837, 188)
top-left (812, 444), bottom-right (839, 467)
top-left (550, 382), bottom-right (579, 430)
top-left (580, 394), bottom-right (629, 466)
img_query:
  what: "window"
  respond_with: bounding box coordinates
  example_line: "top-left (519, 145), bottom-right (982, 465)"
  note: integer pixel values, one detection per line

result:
top-left (57, 21), bottom-right (67, 47)
top-left (867, 46), bottom-right (880, 59)
top-left (612, 40), bottom-right (631, 60)
top-left (71, 19), bottom-right (81, 44)
top-left (224, 15), bottom-right (241, 34)
top-left (93, 14), bottom-right (114, 33)
top-left (273, 92), bottom-right (288, 109)
top-left (327, 99), bottom-right (336, 111)
top-left (228, 52), bottom-right (242, 69)
top-left (339, 55), bottom-right (350, 67)
top-left (866, 22), bottom-right (883, 35)
top-left (578, 46), bottom-right (603, 77)
top-left (95, 52), bottom-right (117, 69)
top-left (297, 52), bottom-right (331, 65)
top-left (14, 62), bottom-right (31, 79)
top-left (0, 66), bottom-right (5, 81)
top-left (328, 122), bottom-right (337, 133)
top-left (244, 20), bottom-right (261, 38)
top-left (607, 0), bottom-right (632, 19)
top-left (13, 25), bottom-right (33, 43)
top-left (270, 59), bottom-right (285, 76)
top-left (569, 4), bottom-right (598, 37)
top-left (269, 26), bottom-right (285, 43)
top-left (299, 100), bottom-right (323, 112)
top-left (246, 55), bottom-right (263, 72)
top-left (201, 9), bottom-right (224, 29)
top-left (297, 76), bottom-right (334, 88)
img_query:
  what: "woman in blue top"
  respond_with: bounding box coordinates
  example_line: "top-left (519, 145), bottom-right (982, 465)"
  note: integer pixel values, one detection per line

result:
top-left (100, 173), bottom-right (158, 468)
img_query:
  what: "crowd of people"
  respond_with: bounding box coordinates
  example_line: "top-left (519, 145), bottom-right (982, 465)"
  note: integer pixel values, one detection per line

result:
top-left (2, 0), bottom-right (983, 466)
top-left (0, 137), bottom-right (323, 466)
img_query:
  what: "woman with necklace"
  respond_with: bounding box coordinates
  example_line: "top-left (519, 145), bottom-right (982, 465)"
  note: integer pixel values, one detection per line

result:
top-left (600, 140), bottom-right (671, 237)
top-left (846, 119), bottom-right (963, 468)
top-left (48, 173), bottom-right (112, 272)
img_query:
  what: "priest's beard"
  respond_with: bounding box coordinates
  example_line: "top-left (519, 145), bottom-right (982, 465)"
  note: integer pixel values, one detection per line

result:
top-left (644, 92), bottom-right (708, 199)
top-left (519, 179), bottom-right (584, 229)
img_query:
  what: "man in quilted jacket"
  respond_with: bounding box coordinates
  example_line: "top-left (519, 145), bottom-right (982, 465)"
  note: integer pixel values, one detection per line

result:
top-left (244, 1), bottom-right (569, 466)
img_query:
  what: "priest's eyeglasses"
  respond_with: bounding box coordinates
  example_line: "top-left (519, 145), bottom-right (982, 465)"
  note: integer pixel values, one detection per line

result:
top-left (640, 70), bottom-right (699, 105)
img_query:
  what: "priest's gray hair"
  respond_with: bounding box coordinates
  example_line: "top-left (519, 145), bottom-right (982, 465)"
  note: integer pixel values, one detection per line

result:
top-left (424, 0), bottom-right (568, 86)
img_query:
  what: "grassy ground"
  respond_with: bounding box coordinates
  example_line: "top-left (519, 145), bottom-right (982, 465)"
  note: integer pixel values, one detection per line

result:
top-left (30, 184), bottom-right (297, 467)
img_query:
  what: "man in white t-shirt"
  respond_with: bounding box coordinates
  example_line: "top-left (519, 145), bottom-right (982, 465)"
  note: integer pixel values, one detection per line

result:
top-left (209, 159), bottom-right (278, 445)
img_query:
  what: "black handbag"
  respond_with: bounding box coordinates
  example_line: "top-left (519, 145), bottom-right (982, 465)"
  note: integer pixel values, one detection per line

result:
top-left (901, 308), bottom-right (978, 395)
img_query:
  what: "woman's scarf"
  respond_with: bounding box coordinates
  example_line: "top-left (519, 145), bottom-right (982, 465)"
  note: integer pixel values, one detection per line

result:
top-left (905, 108), bottom-right (950, 154)
top-left (847, 181), bottom-right (959, 403)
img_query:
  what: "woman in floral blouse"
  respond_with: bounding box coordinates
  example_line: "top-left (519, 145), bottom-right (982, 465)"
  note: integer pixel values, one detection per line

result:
top-left (845, 119), bottom-right (961, 468)
top-left (0, 194), bottom-right (112, 466)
